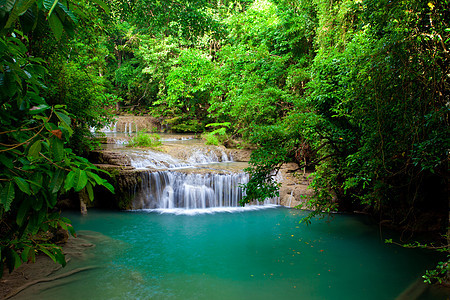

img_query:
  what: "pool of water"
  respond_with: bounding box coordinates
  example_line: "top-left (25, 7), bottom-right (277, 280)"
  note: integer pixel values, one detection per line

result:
top-left (15, 207), bottom-right (442, 299)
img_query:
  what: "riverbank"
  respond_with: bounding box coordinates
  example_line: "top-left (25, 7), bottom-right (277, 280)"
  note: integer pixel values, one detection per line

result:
top-left (0, 231), bottom-right (111, 299)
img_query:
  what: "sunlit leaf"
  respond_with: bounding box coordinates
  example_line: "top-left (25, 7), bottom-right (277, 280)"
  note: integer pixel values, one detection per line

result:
top-left (74, 169), bottom-right (88, 192)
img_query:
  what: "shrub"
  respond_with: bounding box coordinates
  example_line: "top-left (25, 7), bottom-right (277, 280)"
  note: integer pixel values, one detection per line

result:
top-left (127, 131), bottom-right (162, 148)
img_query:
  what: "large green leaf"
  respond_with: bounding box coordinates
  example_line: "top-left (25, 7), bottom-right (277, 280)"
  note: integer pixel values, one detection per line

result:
top-left (47, 12), bottom-right (63, 39)
top-left (4, 0), bottom-right (37, 29)
top-left (87, 172), bottom-right (104, 185)
top-left (28, 140), bottom-right (42, 160)
top-left (102, 182), bottom-right (115, 193)
top-left (49, 168), bottom-right (64, 194)
top-left (55, 110), bottom-right (73, 135)
top-left (13, 177), bottom-right (31, 195)
top-left (86, 182), bottom-right (94, 201)
top-left (0, 182), bottom-right (15, 212)
top-left (20, 246), bottom-right (32, 262)
top-left (42, 0), bottom-right (55, 10)
top-left (16, 200), bottom-right (31, 226)
top-left (44, 0), bottom-right (58, 17)
top-left (74, 169), bottom-right (88, 192)
top-left (57, 2), bottom-right (77, 23)
top-left (0, 153), bottom-right (13, 169)
top-left (7, 249), bottom-right (21, 273)
top-left (30, 172), bottom-right (43, 194)
top-left (64, 170), bottom-right (75, 191)
top-left (49, 136), bottom-right (64, 161)
top-left (2, 0), bottom-right (16, 11)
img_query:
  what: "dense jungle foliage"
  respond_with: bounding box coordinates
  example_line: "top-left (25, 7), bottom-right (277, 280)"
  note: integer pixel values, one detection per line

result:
top-left (0, 0), bottom-right (448, 283)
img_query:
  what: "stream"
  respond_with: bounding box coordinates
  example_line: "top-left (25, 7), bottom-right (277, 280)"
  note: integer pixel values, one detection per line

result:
top-left (9, 132), bottom-right (447, 299)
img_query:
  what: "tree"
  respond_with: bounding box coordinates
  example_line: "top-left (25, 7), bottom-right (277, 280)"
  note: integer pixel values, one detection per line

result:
top-left (0, 0), bottom-right (114, 276)
top-left (242, 0), bottom-right (449, 228)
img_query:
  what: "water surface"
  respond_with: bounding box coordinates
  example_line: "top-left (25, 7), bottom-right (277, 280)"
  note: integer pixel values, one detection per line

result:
top-left (15, 207), bottom-right (442, 299)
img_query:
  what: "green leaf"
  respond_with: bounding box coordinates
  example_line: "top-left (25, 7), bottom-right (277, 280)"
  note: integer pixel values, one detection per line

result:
top-left (29, 104), bottom-right (50, 114)
top-left (87, 172), bottom-right (104, 185)
top-left (90, 0), bottom-right (110, 14)
top-left (74, 169), bottom-right (88, 192)
top-left (28, 140), bottom-right (42, 160)
top-left (43, 0), bottom-right (54, 10)
top-left (55, 110), bottom-right (73, 135)
top-left (7, 249), bottom-right (21, 273)
top-left (50, 136), bottom-right (64, 161)
top-left (67, 223), bottom-right (76, 237)
top-left (30, 172), bottom-right (43, 194)
top-left (38, 246), bottom-right (55, 262)
top-left (16, 200), bottom-right (30, 226)
top-left (45, 0), bottom-right (58, 18)
top-left (29, 248), bottom-right (35, 263)
top-left (64, 170), bottom-right (75, 191)
top-left (48, 13), bottom-right (63, 40)
top-left (1, 182), bottom-right (15, 212)
top-left (57, 2), bottom-right (77, 23)
top-left (49, 168), bottom-right (64, 194)
top-left (0, 154), bottom-right (13, 169)
top-left (103, 182), bottom-right (115, 193)
top-left (39, 245), bottom-right (66, 267)
top-left (54, 247), bottom-right (66, 266)
top-left (13, 177), bottom-right (31, 195)
top-left (4, 0), bottom-right (36, 29)
top-left (32, 193), bottom-right (44, 211)
top-left (86, 182), bottom-right (94, 201)
top-left (21, 246), bottom-right (31, 262)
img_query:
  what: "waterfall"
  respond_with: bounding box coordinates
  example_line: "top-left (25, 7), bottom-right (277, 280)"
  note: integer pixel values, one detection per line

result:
top-left (133, 171), bottom-right (260, 209)
top-left (128, 150), bottom-right (188, 169)
top-left (125, 146), bottom-right (277, 211)
top-left (127, 149), bottom-right (233, 170)
top-left (89, 121), bottom-right (118, 133)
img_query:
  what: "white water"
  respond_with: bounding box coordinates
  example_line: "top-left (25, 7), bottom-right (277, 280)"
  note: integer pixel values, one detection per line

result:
top-left (90, 121), bottom-right (118, 133)
top-left (128, 150), bottom-right (189, 169)
top-left (127, 147), bottom-right (277, 210)
top-left (133, 171), bottom-right (265, 209)
top-left (138, 204), bottom-right (279, 215)
top-left (127, 148), bottom-right (233, 170)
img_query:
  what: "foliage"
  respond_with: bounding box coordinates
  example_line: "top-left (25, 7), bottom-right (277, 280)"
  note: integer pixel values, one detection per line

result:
top-left (0, 0), bottom-right (114, 277)
top-left (1, 0), bottom-right (448, 285)
top-left (128, 0), bottom-right (223, 41)
top-left (162, 48), bottom-right (214, 120)
top-left (385, 238), bottom-right (450, 285)
top-left (203, 122), bottom-right (231, 146)
top-left (29, 1), bottom-right (118, 154)
top-left (242, 0), bottom-right (449, 224)
top-left (423, 260), bottom-right (450, 285)
top-left (127, 130), bottom-right (162, 148)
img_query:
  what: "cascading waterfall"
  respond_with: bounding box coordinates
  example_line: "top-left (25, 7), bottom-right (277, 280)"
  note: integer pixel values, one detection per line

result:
top-left (127, 148), bottom-right (233, 170)
top-left (126, 145), bottom-right (278, 211)
top-left (90, 121), bottom-right (118, 133)
top-left (133, 171), bottom-right (263, 209)
top-left (129, 122), bottom-right (134, 134)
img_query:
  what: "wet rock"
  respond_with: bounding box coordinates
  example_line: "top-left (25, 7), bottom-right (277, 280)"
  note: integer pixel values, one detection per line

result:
top-left (277, 163), bottom-right (314, 209)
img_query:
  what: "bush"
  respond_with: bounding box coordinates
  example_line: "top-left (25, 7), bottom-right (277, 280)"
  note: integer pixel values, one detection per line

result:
top-left (127, 131), bottom-right (162, 148)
